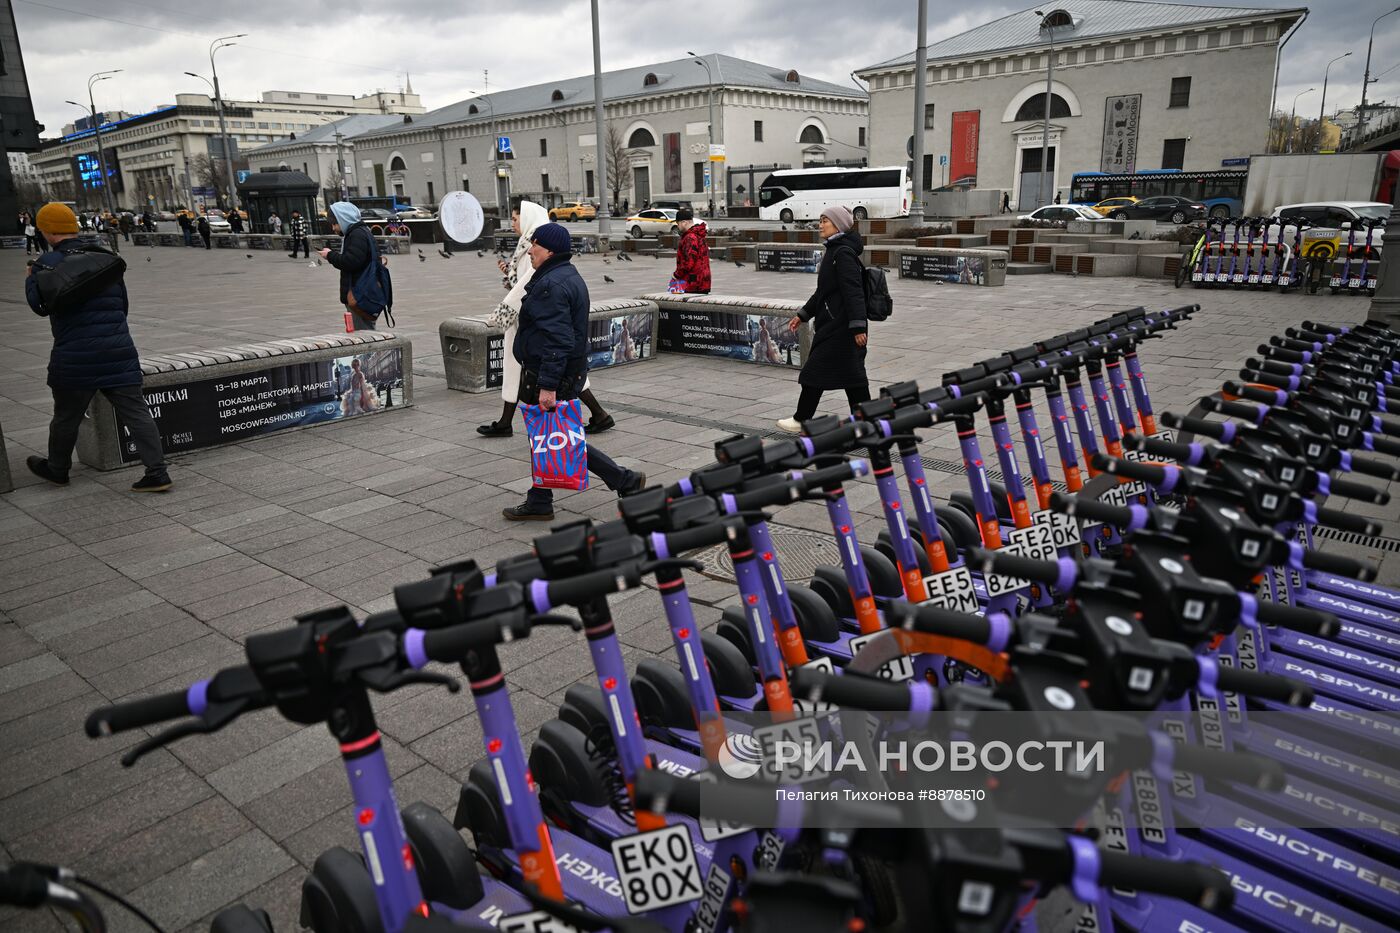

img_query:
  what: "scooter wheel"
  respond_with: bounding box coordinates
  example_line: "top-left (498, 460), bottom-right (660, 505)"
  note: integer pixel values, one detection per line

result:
top-left (853, 851), bottom-right (903, 928)
top-left (530, 719), bottom-right (611, 809)
top-left (787, 584), bottom-right (842, 644)
top-left (633, 660), bottom-right (696, 731)
top-left (211, 905), bottom-right (274, 933)
top-left (455, 762), bottom-right (507, 845)
top-left (300, 847), bottom-right (384, 933)
top-left (937, 508), bottom-right (982, 554)
top-left (703, 631), bottom-right (761, 699)
top-left (717, 608), bottom-right (757, 666)
top-left (401, 801), bottom-right (484, 910)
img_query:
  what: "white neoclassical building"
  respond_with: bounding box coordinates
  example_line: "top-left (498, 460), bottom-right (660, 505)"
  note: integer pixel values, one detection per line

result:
top-left (856, 1), bottom-right (1305, 208)
top-left (349, 54), bottom-right (868, 212)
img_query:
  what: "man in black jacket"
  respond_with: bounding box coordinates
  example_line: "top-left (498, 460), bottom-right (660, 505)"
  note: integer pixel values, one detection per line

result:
top-left (503, 222), bottom-right (644, 521)
top-left (24, 203), bottom-right (171, 492)
top-left (287, 209), bottom-right (310, 258)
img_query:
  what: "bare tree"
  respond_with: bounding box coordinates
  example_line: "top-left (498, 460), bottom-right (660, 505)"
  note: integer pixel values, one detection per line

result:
top-left (15, 177), bottom-right (48, 211)
top-left (187, 153), bottom-right (230, 205)
top-left (603, 123), bottom-right (637, 207)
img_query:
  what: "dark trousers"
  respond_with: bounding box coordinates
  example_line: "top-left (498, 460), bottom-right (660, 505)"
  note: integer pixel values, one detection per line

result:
top-left (200, 232), bottom-right (211, 249)
top-left (525, 444), bottom-right (635, 510)
top-left (25, 234), bottom-right (38, 253)
top-left (290, 236), bottom-right (310, 257)
top-left (49, 385), bottom-right (167, 474)
top-left (793, 384), bottom-right (871, 421)
top-left (182, 228), bottom-right (193, 246)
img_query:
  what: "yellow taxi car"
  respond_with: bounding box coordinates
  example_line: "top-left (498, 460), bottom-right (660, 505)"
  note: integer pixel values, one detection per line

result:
top-left (624, 208), bottom-right (679, 238)
top-left (549, 201), bottom-right (597, 222)
top-left (1090, 196), bottom-right (1139, 216)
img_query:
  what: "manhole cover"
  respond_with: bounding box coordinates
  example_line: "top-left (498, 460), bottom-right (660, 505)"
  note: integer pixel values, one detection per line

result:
top-left (693, 528), bottom-right (841, 585)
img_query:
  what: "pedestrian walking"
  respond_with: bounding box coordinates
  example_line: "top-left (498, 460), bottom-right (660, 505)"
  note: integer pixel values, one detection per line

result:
top-left (502, 222), bottom-right (644, 521)
top-left (228, 209), bottom-right (244, 234)
top-left (177, 210), bottom-right (194, 247)
top-left (776, 205), bottom-right (869, 433)
top-left (196, 213), bottom-right (212, 249)
top-left (118, 212), bottom-right (133, 242)
top-left (1001, 191), bottom-right (1011, 214)
top-left (140, 209), bottom-right (153, 232)
top-left (287, 209), bottom-right (310, 258)
top-left (478, 200), bottom-right (615, 437)
top-left (268, 211), bottom-right (282, 235)
top-left (21, 212), bottom-right (39, 254)
top-left (24, 203), bottom-right (172, 493)
top-left (320, 201), bottom-right (379, 331)
top-left (671, 208), bottom-right (711, 294)
top-left (1054, 192), bottom-right (1062, 205)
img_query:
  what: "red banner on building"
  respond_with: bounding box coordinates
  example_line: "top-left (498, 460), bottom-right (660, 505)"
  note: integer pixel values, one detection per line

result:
top-left (950, 111), bottom-right (980, 186)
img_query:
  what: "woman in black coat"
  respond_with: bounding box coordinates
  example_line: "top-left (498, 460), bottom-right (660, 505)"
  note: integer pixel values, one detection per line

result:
top-left (778, 205), bottom-right (869, 432)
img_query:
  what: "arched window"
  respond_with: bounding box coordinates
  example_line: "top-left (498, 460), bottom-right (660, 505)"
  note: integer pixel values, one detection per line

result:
top-left (643, 73), bottom-right (659, 87)
top-left (389, 155), bottom-right (406, 171)
top-left (1041, 8), bottom-right (1074, 28)
top-left (468, 104), bottom-right (479, 115)
top-left (1014, 93), bottom-right (1072, 121)
top-left (551, 89), bottom-right (564, 102)
top-left (785, 70), bottom-right (800, 83)
top-left (798, 124), bottom-right (825, 144)
top-left (627, 128), bottom-right (656, 147)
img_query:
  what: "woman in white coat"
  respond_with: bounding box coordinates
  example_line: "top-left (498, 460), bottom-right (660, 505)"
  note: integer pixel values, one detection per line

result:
top-left (476, 199), bottom-right (614, 436)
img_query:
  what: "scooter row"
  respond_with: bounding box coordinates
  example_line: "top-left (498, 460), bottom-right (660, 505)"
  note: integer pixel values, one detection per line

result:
top-left (1184, 216), bottom-right (1384, 295)
top-left (8, 309), bottom-right (1393, 933)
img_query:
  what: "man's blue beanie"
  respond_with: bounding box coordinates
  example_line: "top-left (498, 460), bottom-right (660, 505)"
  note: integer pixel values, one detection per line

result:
top-left (531, 222), bottom-right (571, 254)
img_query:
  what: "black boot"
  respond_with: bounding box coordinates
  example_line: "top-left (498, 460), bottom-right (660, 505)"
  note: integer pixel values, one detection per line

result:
top-left (476, 400), bottom-right (516, 437)
top-left (580, 388), bottom-right (614, 433)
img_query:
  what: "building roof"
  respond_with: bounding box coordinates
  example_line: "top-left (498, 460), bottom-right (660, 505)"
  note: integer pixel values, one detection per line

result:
top-left (252, 114), bottom-right (404, 155)
top-left (353, 53), bottom-right (863, 140)
top-left (859, 0), bottom-right (1306, 71)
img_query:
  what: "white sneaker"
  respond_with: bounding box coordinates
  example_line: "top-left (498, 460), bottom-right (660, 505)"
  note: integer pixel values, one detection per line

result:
top-left (776, 417), bottom-right (803, 433)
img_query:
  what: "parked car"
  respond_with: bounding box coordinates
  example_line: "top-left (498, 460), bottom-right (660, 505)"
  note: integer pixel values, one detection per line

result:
top-left (1090, 196), bottom-right (1139, 216)
top-left (550, 201), bottom-right (597, 222)
top-left (625, 208), bottom-right (679, 238)
top-left (1265, 201), bottom-right (1391, 259)
top-left (358, 208), bottom-right (397, 223)
top-left (1106, 196), bottom-right (1206, 223)
top-left (1018, 205), bottom-right (1106, 222)
top-left (395, 205), bottom-right (435, 220)
top-left (203, 210), bottom-right (231, 233)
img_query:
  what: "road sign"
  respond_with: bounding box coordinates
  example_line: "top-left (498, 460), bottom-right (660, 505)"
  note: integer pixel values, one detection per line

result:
top-left (939, 154), bottom-right (949, 167)
top-left (497, 136), bottom-right (512, 155)
top-left (192, 186), bottom-right (217, 196)
top-left (236, 170), bottom-right (251, 183)
top-left (703, 166), bottom-right (711, 190)
top-left (708, 144), bottom-right (725, 162)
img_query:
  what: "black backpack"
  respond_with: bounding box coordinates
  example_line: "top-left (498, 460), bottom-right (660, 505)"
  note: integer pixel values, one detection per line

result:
top-left (839, 244), bottom-right (893, 322)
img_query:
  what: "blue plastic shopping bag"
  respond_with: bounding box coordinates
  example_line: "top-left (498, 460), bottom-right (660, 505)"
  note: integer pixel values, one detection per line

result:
top-left (521, 398), bottom-right (589, 490)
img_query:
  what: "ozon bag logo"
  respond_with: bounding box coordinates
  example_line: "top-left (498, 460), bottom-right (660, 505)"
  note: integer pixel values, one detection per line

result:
top-left (522, 398), bottom-right (589, 490)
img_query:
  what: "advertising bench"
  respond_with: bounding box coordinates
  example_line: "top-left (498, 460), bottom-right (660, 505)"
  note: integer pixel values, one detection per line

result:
top-left (440, 298), bottom-right (658, 393)
top-left (896, 247), bottom-right (1008, 286)
top-left (76, 332), bottom-right (412, 470)
top-left (639, 293), bottom-right (813, 369)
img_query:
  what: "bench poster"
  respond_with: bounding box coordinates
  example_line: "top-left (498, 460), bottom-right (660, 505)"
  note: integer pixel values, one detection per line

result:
top-left (113, 347), bottom-right (405, 461)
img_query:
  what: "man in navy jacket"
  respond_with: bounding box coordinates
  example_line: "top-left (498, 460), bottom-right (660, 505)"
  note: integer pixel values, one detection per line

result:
top-left (504, 222), bottom-right (642, 520)
top-left (25, 203), bottom-right (171, 492)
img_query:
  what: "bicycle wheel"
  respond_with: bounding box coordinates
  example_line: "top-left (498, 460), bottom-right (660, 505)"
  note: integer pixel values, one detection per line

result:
top-left (1173, 250), bottom-right (1192, 288)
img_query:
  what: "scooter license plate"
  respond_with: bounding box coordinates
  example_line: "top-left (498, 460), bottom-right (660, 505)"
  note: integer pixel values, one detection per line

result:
top-left (1232, 274), bottom-right (1244, 283)
top-left (1350, 278), bottom-right (1362, 288)
top-left (1329, 277), bottom-right (1342, 287)
top-left (1248, 274), bottom-right (1259, 283)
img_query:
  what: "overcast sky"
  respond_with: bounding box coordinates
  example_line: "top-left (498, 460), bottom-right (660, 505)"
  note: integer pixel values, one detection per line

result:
top-left (13, 0), bottom-right (1400, 138)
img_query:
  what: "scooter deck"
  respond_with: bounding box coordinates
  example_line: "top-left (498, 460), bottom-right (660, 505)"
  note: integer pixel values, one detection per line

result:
top-left (1296, 587), bottom-right (1400, 634)
top-left (435, 883), bottom-right (533, 928)
top-left (1304, 574), bottom-right (1400, 614)
top-left (1265, 630), bottom-right (1400, 691)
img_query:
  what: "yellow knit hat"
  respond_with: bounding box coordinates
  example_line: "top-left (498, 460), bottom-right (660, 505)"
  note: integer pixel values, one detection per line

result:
top-left (36, 202), bottom-right (79, 236)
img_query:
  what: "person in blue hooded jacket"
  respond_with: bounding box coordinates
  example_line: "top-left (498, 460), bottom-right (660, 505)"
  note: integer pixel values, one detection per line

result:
top-left (24, 203), bottom-right (171, 492)
top-left (320, 201), bottom-right (379, 330)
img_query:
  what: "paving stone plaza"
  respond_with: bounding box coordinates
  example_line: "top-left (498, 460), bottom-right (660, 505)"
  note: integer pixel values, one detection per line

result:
top-left (0, 239), bottom-right (1394, 932)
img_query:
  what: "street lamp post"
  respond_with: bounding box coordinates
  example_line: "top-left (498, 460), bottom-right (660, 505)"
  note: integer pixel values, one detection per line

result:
top-left (590, 0), bottom-right (611, 238)
top-left (1288, 87), bottom-right (1315, 152)
top-left (1359, 6), bottom-right (1400, 139)
top-left (209, 34), bottom-right (246, 212)
top-left (688, 53), bottom-right (716, 217)
top-left (75, 70), bottom-right (121, 216)
top-left (1318, 51), bottom-right (1352, 149)
top-left (1034, 10), bottom-right (1056, 207)
top-left (909, 0), bottom-right (928, 223)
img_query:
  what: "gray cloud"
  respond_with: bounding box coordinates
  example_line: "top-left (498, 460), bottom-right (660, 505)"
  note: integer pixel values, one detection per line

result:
top-left (14, 0), bottom-right (1400, 140)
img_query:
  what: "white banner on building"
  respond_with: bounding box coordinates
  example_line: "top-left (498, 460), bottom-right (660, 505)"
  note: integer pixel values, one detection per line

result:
top-left (1101, 95), bottom-right (1141, 173)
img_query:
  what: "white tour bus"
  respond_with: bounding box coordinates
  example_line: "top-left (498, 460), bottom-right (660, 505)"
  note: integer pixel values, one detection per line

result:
top-left (757, 166), bottom-right (911, 223)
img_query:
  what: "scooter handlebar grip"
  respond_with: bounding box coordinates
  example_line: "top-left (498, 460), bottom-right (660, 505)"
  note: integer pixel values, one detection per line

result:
top-left (1170, 743), bottom-right (1286, 791)
top-left (908, 603), bottom-right (997, 644)
top-left (1324, 475), bottom-right (1390, 505)
top-left (1365, 433), bottom-right (1400, 457)
top-left (1345, 454), bottom-right (1400, 481)
top-left (419, 619), bottom-right (519, 662)
top-left (1096, 851), bottom-right (1233, 911)
top-left (1049, 491), bottom-right (1137, 528)
top-left (1123, 433), bottom-right (1207, 466)
top-left (658, 521), bottom-right (731, 556)
top-left (803, 422), bottom-right (873, 457)
top-left (1254, 600), bottom-right (1340, 638)
top-left (927, 393), bottom-right (986, 420)
top-left (540, 565), bottom-right (642, 609)
top-left (1160, 413), bottom-right (1233, 442)
top-left (789, 668), bottom-right (917, 711)
top-left (1203, 397), bottom-right (1267, 424)
top-left (966, 546), bottom-right (1063, 585)
top-left (1223, 381), bottom-right (1287, 407)
top-left (1313, 506), bottom-right (1385, 538)
top-left (1300, 548), bottom-right (1377, 583)
top-left (86, 687), bottom-right (194, 737)
top-left (1090, 454), bottom-right (1169, 485)
top-left (797, 459), bottom-right (869, 491)
top-left (1214, 665), bottom-right (1314, 707)
top-left (0, 866), bottom-right (49, 909)
top-left (634, 771), bottom-right (782, 827)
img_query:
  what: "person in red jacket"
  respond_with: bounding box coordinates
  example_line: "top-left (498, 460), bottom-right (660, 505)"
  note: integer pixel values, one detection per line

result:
top-left (671, 208), bottom-right (711, 293)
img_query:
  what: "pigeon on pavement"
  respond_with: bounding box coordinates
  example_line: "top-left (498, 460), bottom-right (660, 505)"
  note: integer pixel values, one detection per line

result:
top-left (419, 253), bottom-right (427, 262)
top-left (733, 260), bottom-right (745, 268)
top-left (604, 275), bottom-right (615, 283)
top-left (438, 249), bottom-right (452, 258)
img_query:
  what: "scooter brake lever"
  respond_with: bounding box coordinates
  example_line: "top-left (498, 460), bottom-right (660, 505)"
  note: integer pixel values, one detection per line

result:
top-left (530, 612), bottom-right (584, 631)
top-left (361, 665), bottom-right (461, 695)
top-left (119, 697), bottom-right (251, 767)
top-left (638, 557), bottom-right (706, 576)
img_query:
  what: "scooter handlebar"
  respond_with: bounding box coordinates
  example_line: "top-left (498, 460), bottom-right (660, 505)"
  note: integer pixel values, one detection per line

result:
top-left (1048, 491), bottom-right (1141, 530)
top-left (897, 601), bottom-right (999, 644)
top-left (1344, 454), bottom-right (1400, 482)
top-left (1096, 850), bottom-right (1233, 911)
top-left (1090, 454), bottom-right (1174, 488)
top-left (965, 547), bottom-right (1066, 586)
top-left (1300, 548), bottom-right (1377, 583)
top-left (416, 615), bottom-right (532, 663)
top-left (1323, 474), bottom-right (1390, 505)
top-left (1159, 412), bottom-right (1234, 443)
top-left (1313, 506), bottom-right (1385, 538)
top-left (86, 686), bottom-right (196, 737)
top-left (1365, 433), bottom-right (1400, 458)
top-left (1170, 742), bottom-right (1285, 791)
top-left (1254, 600), bottom-right (1339, 638)
top-left (1222, 380), bottom-right (1288, 408)
top-left (537, 565), bottom-right (643, 610)
top-left (800, 421), bottom-right (876, 458)
top-left (653, 519), bottom-right (736, 557)
top-left (1122, 432), bottom-right (1211, 467)
top-left (789, 667), bottom-right (922, 711)
top-left (1200, 396), bottom-right (1267, 425)
top-left (0, 865), bottom-right (48, 909)
top-left (1214, 665), bottom-right (1313, 707)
